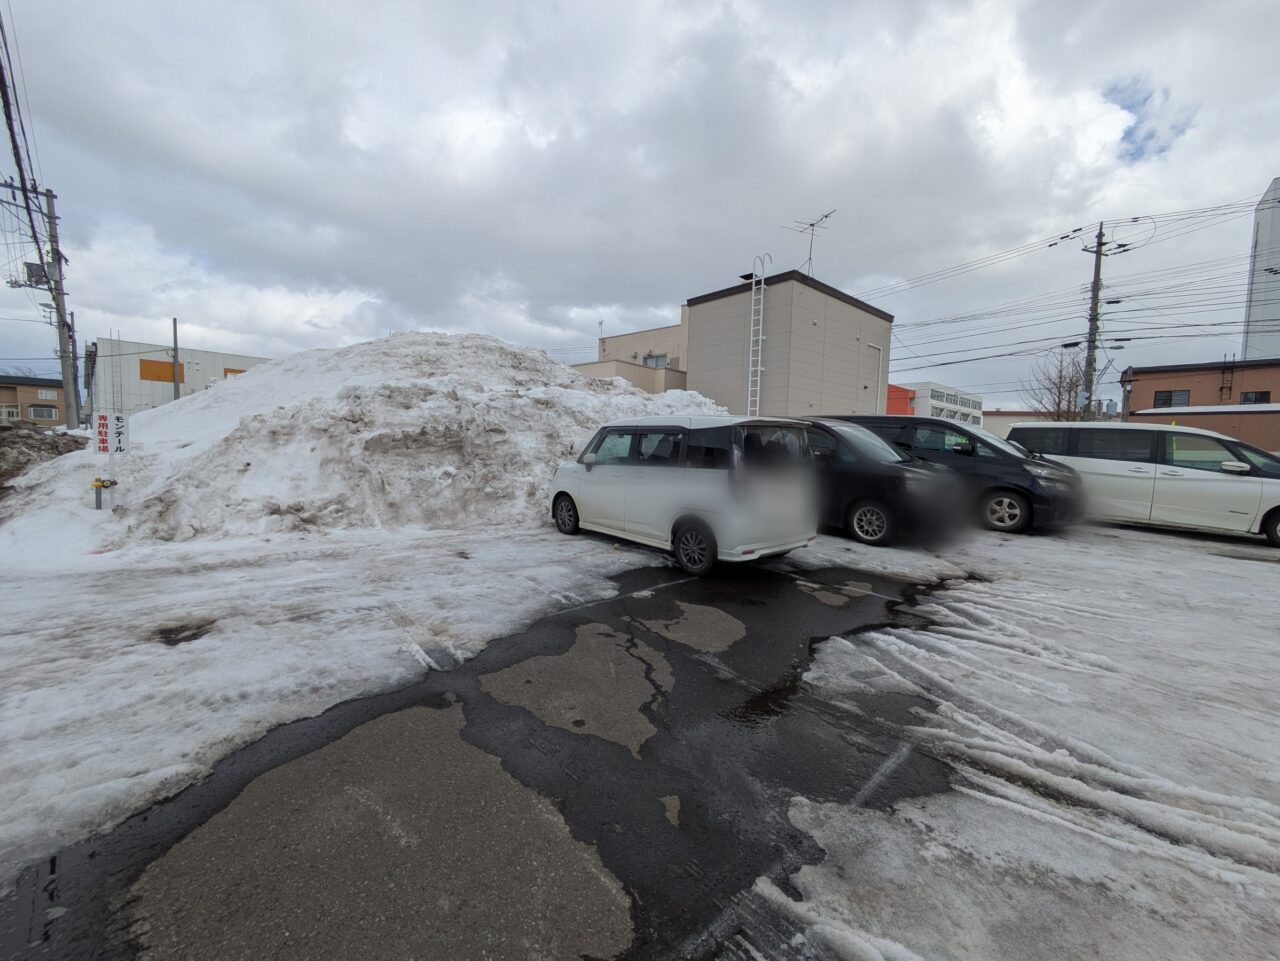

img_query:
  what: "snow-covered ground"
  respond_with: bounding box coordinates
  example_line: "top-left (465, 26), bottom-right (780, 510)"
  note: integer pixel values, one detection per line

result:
top-left (780, 524), bottom-right (1280, 960)
top-left (0, 332), bottom-right (722, 888)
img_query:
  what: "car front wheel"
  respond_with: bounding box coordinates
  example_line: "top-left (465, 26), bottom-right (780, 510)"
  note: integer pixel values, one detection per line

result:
top-left (847, 500), bottom-right (896, 546)
top-left (1263, 509), bottom-right (1280, 548)
top-left (553, 494), bottom-right (579, 534)
top-left (981, 490), bottom-right (1031, 533)
top-left (673, 521), bottom-right (717, 575)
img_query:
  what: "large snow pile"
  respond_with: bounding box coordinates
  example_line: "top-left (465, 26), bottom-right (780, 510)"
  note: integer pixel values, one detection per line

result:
top-left (1, 332), bottom-right (723, 545)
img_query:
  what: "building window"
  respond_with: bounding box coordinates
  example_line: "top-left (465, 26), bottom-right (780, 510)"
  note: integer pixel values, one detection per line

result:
top-left (1152, 389), bottom-right (1190, 408)
top-left (28, 405), bottom-right (59, 420)
top-left (642, 354), bottom-right (668, 369)
top-left (36, 388), bottom-right (57, 400)
top-left (1241, 391), bottom-right (1271, 404)
top-left (1, 404), bottom-right (19, 420)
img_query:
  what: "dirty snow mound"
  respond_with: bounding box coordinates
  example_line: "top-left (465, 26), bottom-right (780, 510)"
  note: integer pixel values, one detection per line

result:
top-left (2, 333), bottom-right (723, 544)
top-left (0, 426), bottom-right (86, 487)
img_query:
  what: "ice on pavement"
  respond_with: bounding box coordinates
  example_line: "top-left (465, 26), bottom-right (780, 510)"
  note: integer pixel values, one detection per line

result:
top-left (786, 526), bottom-right (1280, 960)
top-left (0, 332), bottom-right (723, 888)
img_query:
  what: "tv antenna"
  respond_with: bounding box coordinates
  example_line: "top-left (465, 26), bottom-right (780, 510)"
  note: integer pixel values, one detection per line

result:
top-left (784, 209), bottom-right (837, 275)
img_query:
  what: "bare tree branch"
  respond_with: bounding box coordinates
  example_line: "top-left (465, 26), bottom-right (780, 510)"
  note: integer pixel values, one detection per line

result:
top-left (1019, 349), bottom-right (1086, 421)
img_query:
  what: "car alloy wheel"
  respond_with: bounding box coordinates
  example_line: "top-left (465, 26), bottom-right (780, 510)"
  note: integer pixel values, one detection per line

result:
top-left (853, 505), bottom-right (889, 542)
top-left (986, 495), bottom-right (1023, 530)
top-left (554, 495), bottom-right (578, 534)
top-left (675, 524), bottom-right (715, 575)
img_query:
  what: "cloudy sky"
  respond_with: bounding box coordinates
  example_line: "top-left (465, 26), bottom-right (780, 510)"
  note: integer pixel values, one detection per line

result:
top-left (1, 0), bottom-right (1277, 405)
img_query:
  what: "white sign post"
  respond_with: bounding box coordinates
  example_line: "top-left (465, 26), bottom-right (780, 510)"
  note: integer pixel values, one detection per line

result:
top-left (95, 411), bottom-right (128, 509)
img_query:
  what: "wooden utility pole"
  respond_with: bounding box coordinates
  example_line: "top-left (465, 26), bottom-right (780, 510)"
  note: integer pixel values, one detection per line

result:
top-left (1082, 221), bottom-right (1106, 417)
top-left (43, 188), bottom-right (80, 428)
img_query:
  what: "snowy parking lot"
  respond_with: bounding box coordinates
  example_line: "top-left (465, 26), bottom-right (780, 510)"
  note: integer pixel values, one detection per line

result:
top-left (1, 335), bottom-right (1277, 959)
top-left (2, 521), bottom-right (1277, 959)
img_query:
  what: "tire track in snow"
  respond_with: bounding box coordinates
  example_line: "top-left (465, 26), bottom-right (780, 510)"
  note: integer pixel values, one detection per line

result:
top-left (816, 573), bottom-right (1280, 882)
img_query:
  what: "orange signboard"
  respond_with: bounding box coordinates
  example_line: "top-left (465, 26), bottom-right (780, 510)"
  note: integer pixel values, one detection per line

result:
top-left (139, 359), bottom-right (184, 384)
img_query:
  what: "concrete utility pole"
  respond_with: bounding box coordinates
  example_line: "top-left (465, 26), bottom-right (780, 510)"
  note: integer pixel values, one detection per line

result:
top-left (44, 188), bottom-right (80, 428)
top-left (1082, 221), bottom-right (1106, 417)
top-left (171, 316), bottom-right (180, 401)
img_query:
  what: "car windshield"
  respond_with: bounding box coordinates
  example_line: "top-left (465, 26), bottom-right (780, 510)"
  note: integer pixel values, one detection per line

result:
top-left (825, 421), bottom-right (910, 463)
top-left (1231, 441), bottom-right (1280, 476)
top-left (967, 424), bottom-right (1028, 459)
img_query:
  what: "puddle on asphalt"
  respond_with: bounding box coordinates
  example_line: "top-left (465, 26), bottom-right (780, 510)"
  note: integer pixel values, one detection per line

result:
top-left (632, 600), bottom-right (746, 652)
top-left (1, 565), bottom-right (953, 961)
top-left (479, 621), bottom-right (672, 757)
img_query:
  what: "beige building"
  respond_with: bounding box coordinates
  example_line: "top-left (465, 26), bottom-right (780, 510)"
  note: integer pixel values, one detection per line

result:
top-left (573, 308), bottom-right (690, 393)
top-left (578, 271), bottom-right (892, 417)
top-left (0, 375), bottom-right (67, 426)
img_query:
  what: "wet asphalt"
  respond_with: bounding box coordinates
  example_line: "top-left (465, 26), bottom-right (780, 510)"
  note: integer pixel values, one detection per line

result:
top-left (0, 557), bottom-right (954, 961)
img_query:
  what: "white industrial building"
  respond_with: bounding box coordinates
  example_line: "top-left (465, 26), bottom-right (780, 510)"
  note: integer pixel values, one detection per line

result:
top-left (86, 337), bottom-right (270, 419)
top-left (1243, 177), bottom-right (1280, 361)
top-left (578, 269), bottom-right (893, 417)
top-left (892, 381), bottom-right (984, 425)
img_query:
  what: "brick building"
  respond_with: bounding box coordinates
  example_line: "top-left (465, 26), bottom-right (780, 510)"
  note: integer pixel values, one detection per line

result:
top-left (1121, 358), bottom-right (1280, 450)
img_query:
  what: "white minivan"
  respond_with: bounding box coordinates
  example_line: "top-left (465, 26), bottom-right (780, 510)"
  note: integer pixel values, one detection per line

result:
top-left (549, 415), bottom-right (819, 574)
top-left (1006, 422), bottom-right (1280, 546)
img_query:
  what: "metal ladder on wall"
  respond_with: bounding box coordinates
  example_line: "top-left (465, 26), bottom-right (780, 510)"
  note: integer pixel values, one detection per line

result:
top-left (746, 254), bottom-right (770, 416)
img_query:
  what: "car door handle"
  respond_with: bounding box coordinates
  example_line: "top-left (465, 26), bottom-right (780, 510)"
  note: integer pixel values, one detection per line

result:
top-left (1126, 466), bottom-right (1150, 473)
top-left (1159, 470), bottom-right (1184, 477)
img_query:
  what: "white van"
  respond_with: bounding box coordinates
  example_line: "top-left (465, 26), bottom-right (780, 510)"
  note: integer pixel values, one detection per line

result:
top-left (1006, 422), bottom-right (1280, 546)
top-left (549, 415), bottom-right (819, 574)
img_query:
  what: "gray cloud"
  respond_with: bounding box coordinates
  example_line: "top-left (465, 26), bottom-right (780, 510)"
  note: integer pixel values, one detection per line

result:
top-left (1, 0), bottom-right (1277, 404)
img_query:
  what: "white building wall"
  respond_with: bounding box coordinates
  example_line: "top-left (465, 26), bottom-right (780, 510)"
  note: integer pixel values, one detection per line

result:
top-left (686, 285), bottom-right (794, 415)
top-left (91, 338), bottom-right (270, 418)
top-left (787, 282), bottom-right (890, 416)
top-left (687, 276), bottom-right (891, 417)
top-left (896, 381), bottom-right (984, 425)
top-left (1242, 177), bottom-right (1280, 361)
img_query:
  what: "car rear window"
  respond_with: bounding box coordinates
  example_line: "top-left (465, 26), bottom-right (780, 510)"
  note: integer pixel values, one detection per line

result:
top-left (686, 426), bottom-right (733, 469)
top-left (739, 424), bottom-right (808, 468)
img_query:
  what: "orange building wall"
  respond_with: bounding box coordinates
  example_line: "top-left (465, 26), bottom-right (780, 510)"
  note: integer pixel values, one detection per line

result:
top-left (886, 384), bottom-right (915, 415)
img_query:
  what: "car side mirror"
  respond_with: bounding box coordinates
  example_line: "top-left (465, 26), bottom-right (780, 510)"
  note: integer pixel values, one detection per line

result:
top-left (951, 443), bottom-right (974, 456)
top-left (894, 441), bottom-right (912, 451)
top-left (583, 452), bottom-right (597, 471)
top-left (1221, 460), bottom-right (1250, 474)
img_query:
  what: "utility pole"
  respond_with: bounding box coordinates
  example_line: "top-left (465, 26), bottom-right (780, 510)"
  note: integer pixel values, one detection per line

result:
top-left (1082, 221), bottom-right (1107, 417)
top-left (171, 317), bottom-right (181, 400)
top-left (43, 188), bottom-right (80, 428)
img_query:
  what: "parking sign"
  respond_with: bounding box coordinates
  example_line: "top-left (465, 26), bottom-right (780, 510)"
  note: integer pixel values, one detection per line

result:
top-left (96, 412), bottom-right (129, 455)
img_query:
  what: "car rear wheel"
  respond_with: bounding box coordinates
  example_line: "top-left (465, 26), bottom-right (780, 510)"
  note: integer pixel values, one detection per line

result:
top-left (553, 494), bottom-right (579, 534)
top-left (981, 490), bottom-right (1031, 533)
top-left (1263, 509), bottom-right (1280, 548)
top-left (847, 500), bottom-right (896, 546)
top-left (673, 521), bottom-right (717, 575)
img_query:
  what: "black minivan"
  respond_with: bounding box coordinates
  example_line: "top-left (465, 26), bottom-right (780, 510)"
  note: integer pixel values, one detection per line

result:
top-left (802, 418), bottom-right (964, 545)
top-left (833, 415), bottom-right (1083, 533)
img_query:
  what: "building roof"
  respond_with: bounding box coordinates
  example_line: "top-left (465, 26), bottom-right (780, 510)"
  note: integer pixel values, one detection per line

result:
top-left (0, 375), bottom-right (62, 389)
top-left (1121, 358), bottom-right (1280, 377)
top-left (1132, 404), bottom-right (1280, 415)
top-left (1010, 420), bottom-right (1241, 440)
top-left (600, 414), bottom-right (807, 429)
top-left (685, 270), bottom-right (894, 322)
